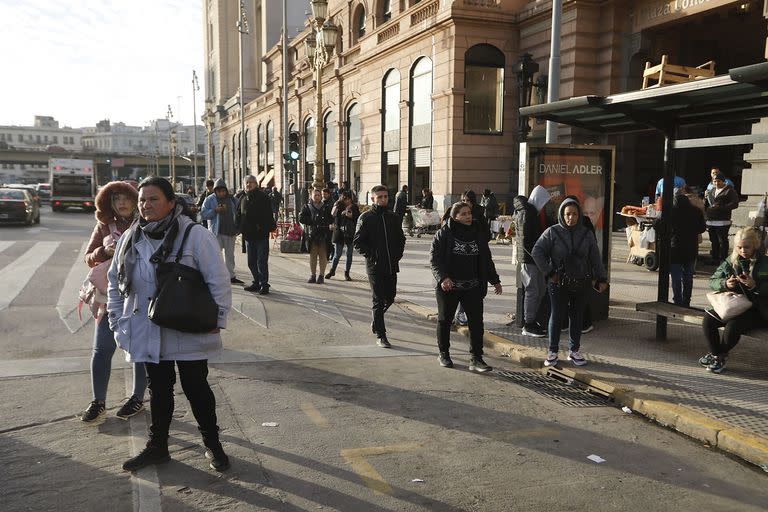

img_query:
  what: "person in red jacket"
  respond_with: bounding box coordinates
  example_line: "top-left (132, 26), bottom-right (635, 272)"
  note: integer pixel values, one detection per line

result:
top-left (80, 181), bottom-right (147, 423)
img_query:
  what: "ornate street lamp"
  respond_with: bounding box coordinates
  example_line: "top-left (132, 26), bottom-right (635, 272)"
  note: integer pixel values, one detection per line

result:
top-left (514, 53), bottom-right (539, 141)
top-left (306, 0), bottom-right (338, 190)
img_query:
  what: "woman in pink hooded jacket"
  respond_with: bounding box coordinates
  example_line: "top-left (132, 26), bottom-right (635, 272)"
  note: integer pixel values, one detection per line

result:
top-left (80, 180), bottom-right (147, 423)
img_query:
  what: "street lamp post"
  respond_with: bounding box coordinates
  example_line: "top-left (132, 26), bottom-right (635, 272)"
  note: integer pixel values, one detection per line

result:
top-left (237, 0), bottom-right (249, 188)
top-left (514, 53), bottom-right (539, 141)
top-left (306, 0), bottom-right (338, 190)
top-left (192, 70), bottom-right (200, 191)
top-left (166, 105), bottom-right (174, 180)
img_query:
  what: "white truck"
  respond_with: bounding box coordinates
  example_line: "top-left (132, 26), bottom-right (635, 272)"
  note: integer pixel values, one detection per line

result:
top-left (49, 158), bottom-right (96, 212)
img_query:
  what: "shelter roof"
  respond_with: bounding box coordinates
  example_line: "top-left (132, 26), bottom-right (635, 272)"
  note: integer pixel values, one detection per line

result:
top-left (519, 63), bottom-right (768, 135)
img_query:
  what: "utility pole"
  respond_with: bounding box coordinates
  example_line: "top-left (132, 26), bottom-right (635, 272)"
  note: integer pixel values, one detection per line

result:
top-left (545, 0), bottom-right (562, 143)
top-left (282, 0), bottom-right (289, 218)
top-left (167, 105), bottom-right (173, 180)
top-left (192, 70), bottom-right (200, 191)
top-left (237, 0), bottom-right (249, 189)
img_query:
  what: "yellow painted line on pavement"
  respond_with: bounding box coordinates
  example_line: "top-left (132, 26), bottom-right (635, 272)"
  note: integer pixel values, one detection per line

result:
top-left (300, 401), bottom-right (330, 428)
top-left (341, 442), bottom-right (422, 495)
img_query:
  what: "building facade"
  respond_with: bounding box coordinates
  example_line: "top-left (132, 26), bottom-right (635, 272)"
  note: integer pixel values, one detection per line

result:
top-left (81, 119), bottom-right (206, 158)
top-left (206, 0), bottom-right (768, 215)
top-left (0, 116), bottom-right (83, 183)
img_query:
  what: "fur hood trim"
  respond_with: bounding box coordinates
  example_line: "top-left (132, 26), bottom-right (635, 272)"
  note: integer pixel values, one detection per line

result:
top-left (94, 181), bottom-right (138, 224)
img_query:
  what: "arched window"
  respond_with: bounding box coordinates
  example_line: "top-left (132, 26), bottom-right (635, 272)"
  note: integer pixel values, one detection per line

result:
top-left (355, 5), bottom-right (366, 40)
top-left (232, 134), bottom-right (237, 184)
top-left (382, 68), bottom-right (400, 191)
top-left (221, 145), bottom-right (228, 182)
top-left (464, 44), bottom-right (505, 134)
top-left (323, 111), bottom-right (337, 184)
top-left (347, 103), bottom-right (361, 198)
top-left (304, 117), bottom-right (315, 186)
top-left (266, 120), bottom-right (275, 186)
top-left (409, 57), bottom-right (432, 204)
top-left (257, 124), bottom-right (265, 179)
top-left (245, 129), bottom-right (251, 172)
top-left (381, 0), bottom-right (392, 22)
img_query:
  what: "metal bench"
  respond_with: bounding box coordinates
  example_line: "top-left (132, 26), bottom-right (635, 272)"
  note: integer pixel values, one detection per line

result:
top-left (636, 301), bottom-right (768, 341)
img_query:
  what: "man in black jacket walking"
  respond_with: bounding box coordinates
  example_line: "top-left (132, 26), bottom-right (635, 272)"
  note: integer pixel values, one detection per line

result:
top-left (237, 175), bottom-right (276, 294)
top-left (354, 185), bottom-right (406, 348)
top-left (394, 185), bottom-right (408, 219)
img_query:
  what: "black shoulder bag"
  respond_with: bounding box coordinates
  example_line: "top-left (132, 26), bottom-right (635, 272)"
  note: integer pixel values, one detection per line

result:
top-left (148, 223), bottom-right (220, 333)
top-left (553, 228), bottom-right (593, 293)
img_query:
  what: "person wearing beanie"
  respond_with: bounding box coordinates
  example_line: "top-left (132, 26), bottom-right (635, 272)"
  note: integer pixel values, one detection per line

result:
top-left (80, 180), bottom-right (147, 423)
top-left (532, 198), bottom-right (608, 368)
top-left (705, 167), bottom-right (734, 192)
top-left (201, 178), bottom-right (242, 284)
top-left (704, 171), bottom-right (739, 264)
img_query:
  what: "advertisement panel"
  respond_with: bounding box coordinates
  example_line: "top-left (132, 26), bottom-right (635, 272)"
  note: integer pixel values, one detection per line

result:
top-left (519, 144), bottom-right (616, 320)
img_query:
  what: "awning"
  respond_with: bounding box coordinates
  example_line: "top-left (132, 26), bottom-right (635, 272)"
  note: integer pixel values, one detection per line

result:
top-left (520, 62), bottom-right (768, 141)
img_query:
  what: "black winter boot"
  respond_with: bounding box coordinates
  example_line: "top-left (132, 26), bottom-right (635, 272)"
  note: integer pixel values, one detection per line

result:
top-left (122, 441), bottom-right (170, 472)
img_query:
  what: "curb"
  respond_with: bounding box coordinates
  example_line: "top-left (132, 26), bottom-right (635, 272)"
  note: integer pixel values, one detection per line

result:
top-left (397, 299), bottom-right (768, 470)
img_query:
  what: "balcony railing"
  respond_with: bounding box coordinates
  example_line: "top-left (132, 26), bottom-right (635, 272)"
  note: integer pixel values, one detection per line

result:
top-left (377, 23), bottom-right (400, 44)
top-left (410, 0), bottom-right (439, 25)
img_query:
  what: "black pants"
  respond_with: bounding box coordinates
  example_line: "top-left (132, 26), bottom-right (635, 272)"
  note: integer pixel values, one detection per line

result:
top-left (368, 273), bottom-right (397, 335)
top-left (708, 225), bottom-right (730, 262)
top-left (145, 360), bottom-right (220, 449)
top-left (436, 286), bottom-right (485, 357)
top-left (703, 308), bottom-right (764, 356)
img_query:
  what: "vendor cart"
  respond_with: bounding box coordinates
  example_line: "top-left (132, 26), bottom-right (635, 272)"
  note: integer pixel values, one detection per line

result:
top-left (408, 207), bottom-right (442, 237)
top-left (619, 212), bottom-right (659, 271)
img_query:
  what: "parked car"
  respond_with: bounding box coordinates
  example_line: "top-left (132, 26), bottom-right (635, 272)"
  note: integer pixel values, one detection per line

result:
top-left (5, 184), bottom-right (41, 207)
top-left (0, 188), bottom-right (40, 225)
top-left (35, 183), bottom-right (51, 203)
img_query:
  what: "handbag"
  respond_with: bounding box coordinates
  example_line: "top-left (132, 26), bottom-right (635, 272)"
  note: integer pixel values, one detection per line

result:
top-left (706, 290), bottom-right (753, 322)
top-left (148, 223), bottom-right (219, 333)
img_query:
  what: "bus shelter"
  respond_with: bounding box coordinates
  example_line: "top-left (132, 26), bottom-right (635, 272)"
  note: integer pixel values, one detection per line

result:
top-left (519, 62), bottom-right (768, 340)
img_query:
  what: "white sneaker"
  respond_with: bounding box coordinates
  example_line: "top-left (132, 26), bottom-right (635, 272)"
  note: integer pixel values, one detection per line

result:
top-left (581, 325), bottom-right (594, 334)
top-left (544, 351), bottom-right (559, 367)
top-left (456, 311), bottom-right (468, 326)
top-left (568, 350), bottom-right (587, 366)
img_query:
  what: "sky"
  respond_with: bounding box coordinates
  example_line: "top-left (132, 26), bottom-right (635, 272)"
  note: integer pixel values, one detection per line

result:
top-left (0, 0), bottom-right (205, 129)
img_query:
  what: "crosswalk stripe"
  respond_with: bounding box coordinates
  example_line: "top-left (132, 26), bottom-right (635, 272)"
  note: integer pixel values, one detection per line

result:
top-left (0, 241), bottom-right (14, 254)
top-left (56, 241), bottom-right (92, 334)
top-left (0, 241), bottom-right (60, 311)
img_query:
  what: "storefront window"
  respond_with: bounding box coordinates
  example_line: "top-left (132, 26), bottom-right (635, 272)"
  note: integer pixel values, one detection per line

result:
top-left (410, 57), bottom-right (432, 203)
top-left (382, 68), bottom-right (400, 192)
top-left (464, 44), bottom-right (504, 134)
top-left (347, 103), bottom-right (362, 198)
top-left (324, 111), bottom-right (337, 184)
top-left (304, 117), bottom-right (315, 186)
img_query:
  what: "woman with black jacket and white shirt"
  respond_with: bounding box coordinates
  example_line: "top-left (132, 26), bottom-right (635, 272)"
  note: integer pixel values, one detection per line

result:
top-left (430, 202), bottom-right (502, 372)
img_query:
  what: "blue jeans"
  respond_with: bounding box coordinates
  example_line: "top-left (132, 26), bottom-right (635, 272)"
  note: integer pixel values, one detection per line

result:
top-left (246, 238), bottom-right (270, 288)
top-left (670, 261), bottom-right (695, 306)
top-left (91, 315), bottom-right (147, 402)
top-left (547, 282), bottom-right (589, 353)
top-left (330, 240), bottom-right (354, 274)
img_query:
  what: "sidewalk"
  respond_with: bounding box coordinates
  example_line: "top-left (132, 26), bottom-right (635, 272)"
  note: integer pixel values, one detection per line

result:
top-left (262, 232), bottom-right (768, 470)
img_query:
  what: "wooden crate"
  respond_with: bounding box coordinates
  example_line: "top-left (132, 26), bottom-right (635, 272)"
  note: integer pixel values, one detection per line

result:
top-left (642, 55), bottom-right (715, 89)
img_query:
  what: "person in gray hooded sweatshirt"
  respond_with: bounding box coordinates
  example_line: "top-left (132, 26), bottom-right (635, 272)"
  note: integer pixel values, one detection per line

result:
top-left (514, 185), bottom-right (551, 337)
top-left (201, 178), bottom-right (242, 284)
top-left (532, 197), bottom-right (608, 367)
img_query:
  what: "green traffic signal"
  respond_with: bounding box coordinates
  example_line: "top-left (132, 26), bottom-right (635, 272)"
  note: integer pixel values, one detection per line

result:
top-left (288, 131), bottom-right (300, 161)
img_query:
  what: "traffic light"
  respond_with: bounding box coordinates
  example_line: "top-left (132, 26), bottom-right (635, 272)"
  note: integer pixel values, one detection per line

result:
top-left (288, 131), bottom-right (300, 160)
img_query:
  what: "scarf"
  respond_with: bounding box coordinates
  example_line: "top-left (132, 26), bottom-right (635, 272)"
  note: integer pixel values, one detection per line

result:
top-left (116, 203), bottom-right (185, 297)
